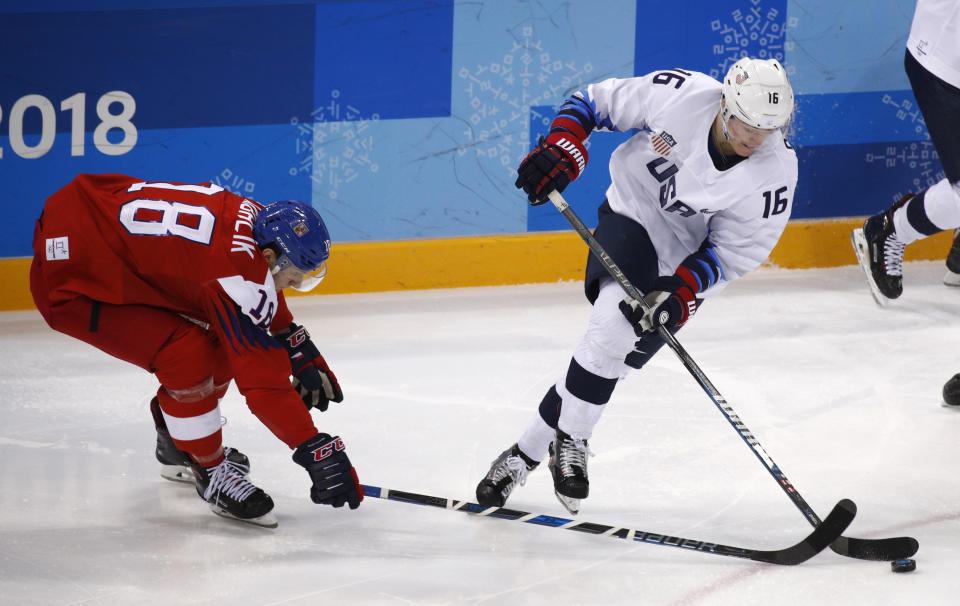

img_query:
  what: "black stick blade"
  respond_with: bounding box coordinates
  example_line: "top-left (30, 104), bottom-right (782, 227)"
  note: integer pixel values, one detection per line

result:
top-left (829, 535), bottom-right (919, 561)
top-left (363, 485), bottom-right (860, 566)
top-left (750, 498), bottom-right (857, 565)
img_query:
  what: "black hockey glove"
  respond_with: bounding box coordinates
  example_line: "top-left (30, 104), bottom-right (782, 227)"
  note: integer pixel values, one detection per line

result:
top-left (292, 433), bottom-right (363, 509)
top-left (619, 275), bottom-right (698, 335)
top-left (619, 246), bottom-right (723, 335)
top-left (515, 133), bottom-right (588, 205)
top-left (282, 323), bottom-right (343, 412)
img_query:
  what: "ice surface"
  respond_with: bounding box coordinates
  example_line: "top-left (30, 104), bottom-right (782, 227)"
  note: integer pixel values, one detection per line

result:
top-left (1, 262), bottom-right (958, 605)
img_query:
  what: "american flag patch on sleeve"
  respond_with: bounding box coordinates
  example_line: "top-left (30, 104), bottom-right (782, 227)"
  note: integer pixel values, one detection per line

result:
top-left (651, 130), bottom-right (678, 156)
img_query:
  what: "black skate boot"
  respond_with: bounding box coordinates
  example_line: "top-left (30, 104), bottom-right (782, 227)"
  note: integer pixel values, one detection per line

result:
top-left (944, 229), bottom-right (960, 286)
top-left (192, 448), bottom-right (277, 528)
top-left (548, 430), bottom-right (592, 515)
top-left (476, 444), bottom-right (539, 507)
top-left (150, 397), bottom-right (250, 482)
top-left (851, 194), bottom-right (912, 304)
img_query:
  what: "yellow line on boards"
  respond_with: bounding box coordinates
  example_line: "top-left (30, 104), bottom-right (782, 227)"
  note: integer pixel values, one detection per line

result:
top-left (1, 220), bottom-right (954, 311)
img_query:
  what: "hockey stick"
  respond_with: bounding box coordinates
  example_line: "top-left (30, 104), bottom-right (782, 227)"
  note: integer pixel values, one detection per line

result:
top-left (362, 484), bottom-right (855, 565)
top-left (546, 190), bottom-right (918, 562)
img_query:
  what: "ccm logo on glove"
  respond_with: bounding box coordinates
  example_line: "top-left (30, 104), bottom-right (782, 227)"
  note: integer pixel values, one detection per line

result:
top-left (310, 437), bottom-right (346, 462)
top-left (286, 325), bottom-right (309, 349)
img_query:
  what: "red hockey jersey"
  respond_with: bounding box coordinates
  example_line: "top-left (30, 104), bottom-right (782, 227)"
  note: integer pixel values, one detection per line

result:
top-left (34, 173), bottom-right (318, 448)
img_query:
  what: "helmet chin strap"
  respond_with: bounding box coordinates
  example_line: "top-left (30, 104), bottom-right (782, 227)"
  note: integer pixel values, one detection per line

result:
top-left (269, 252), bottom-right (295, 276)
top-left (719, 99), bottom-right (734, 142)
top-left (714, 112), bottom-right (746, 160)
top-left (721, 115), bottom-right (732, 142)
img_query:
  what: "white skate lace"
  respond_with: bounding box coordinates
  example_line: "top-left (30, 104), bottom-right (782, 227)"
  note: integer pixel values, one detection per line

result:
top-left (507, 455), bottom-right (531, 486)
top-left (492, 454), bottom-right (532, 488)
top-left (204, 449), bottom-right (257, 503)
top-left (557, 437), bottom-right (594, 479)
top-left (882, 233), bottom-right (905, 277)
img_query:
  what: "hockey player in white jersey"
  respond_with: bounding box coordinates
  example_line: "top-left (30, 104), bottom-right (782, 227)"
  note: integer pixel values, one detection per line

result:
top-left (852, 0), bottom-right (960, 303)
top-left (848, 0), bottom-right (960, 406)
top-left (476, 57), bottom-right (797, 514)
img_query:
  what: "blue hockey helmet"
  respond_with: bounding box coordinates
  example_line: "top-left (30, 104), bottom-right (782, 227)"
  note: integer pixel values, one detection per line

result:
top-left (253, 200), bottom-right (331, 292)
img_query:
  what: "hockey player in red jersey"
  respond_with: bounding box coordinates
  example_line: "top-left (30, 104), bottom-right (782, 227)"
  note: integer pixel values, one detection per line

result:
top-left (30, 174), bottom-right (362, 527)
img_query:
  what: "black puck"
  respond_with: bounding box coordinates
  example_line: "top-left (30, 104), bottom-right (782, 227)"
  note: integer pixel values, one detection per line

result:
top-left (891, 558), bottom-right (916, 573)
top-left (944, 374), bottom-right (960, 407)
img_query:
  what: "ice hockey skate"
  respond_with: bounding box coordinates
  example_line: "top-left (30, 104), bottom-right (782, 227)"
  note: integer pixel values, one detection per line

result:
top-left (851, 194), bottom-right (912, 305)
top-left (155, 430), bottom-right (250, 483)
top-left (192, 448), bottom-right (277, 528)
top-left (548, 430), bottom-right (592, 515)
top-left (944, 229), bottom-right (960, 286)
top-left (476, 444), bottom-right (539, 507)
top-left (150, 397), bottom-right (249, 483)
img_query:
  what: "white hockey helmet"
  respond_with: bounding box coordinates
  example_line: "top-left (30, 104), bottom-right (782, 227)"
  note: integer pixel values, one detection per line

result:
top-left (721, 57), bottom-right (794, 130)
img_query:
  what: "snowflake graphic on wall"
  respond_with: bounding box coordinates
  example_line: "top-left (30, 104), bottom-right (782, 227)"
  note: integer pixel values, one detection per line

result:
top-left (866, 94), bottom-right (943, 200)
top-left (290, 90), bottom-right (380, 200)
top-left (456, 25), bottom-right (594, 175)
top-left (709, 3), bottom-right (792, 79)
top-left (879, 93), bottom-right (929, 139)
top-left (211, 168), bottom-right (255, 196)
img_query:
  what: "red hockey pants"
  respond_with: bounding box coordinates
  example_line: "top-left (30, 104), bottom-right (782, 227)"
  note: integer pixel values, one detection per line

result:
top-left (30, 256), bottom-right (230, 466)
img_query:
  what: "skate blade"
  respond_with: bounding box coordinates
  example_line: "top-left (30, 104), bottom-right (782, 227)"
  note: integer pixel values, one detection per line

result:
top-left (554, 491), bottom-right (581, 515)
top-left (160, 464), bottom-right (194, 483)
top-left (850, 228), bottom-right (891, 307)
top-left (944, 270), bottom-right (960, 287)
top-left (209, 504), bottom-right (279, 528)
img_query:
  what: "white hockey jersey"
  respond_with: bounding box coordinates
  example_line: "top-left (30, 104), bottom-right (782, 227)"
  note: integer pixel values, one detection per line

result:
top-left (908, 0), bottom-right (960, 89)
top-left (581, 68), bottom-right (798, 296)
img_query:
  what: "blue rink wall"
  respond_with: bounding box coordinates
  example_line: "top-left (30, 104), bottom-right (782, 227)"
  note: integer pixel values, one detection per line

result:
top-left (0, 1), bottom-right (939, 273)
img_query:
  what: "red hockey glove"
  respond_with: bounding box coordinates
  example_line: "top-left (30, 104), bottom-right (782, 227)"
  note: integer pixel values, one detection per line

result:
top-left (515, 133), bottom-right (588, 205)
top-left (619, 246), bottom-right (723, 335)
top-left (282, 323), bottom-right (344, 412)
top-left (619, 275), bottom-right (699, 335)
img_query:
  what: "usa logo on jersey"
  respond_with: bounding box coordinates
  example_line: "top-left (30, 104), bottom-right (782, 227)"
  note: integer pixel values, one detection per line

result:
top-left (651, 130), bottom-right (678, 157)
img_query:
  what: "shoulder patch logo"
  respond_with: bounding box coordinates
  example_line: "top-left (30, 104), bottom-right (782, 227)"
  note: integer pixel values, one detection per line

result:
top-left (651, 130), bottom-right (678, 157)
top-left (45, 236), bottom-right (70, 261)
